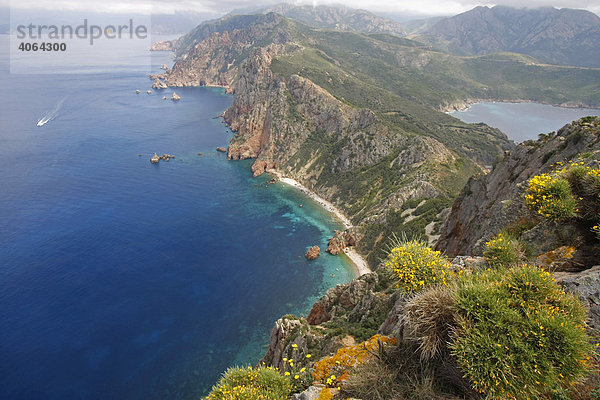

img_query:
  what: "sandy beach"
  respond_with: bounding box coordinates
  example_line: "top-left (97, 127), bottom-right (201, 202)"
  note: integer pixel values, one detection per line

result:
top-left (271, 171), bottom-right (372, 276)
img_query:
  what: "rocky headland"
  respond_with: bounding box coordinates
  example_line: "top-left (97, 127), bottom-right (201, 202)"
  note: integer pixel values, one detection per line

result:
top-left (152, 9), bottom-right (600, 400)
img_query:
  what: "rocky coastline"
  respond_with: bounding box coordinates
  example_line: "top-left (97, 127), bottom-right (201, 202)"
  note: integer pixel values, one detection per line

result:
top-left (270, 170), bottom-right (371, 276)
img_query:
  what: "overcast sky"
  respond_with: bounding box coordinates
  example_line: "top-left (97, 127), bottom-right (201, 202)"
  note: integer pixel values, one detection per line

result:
top-left (3, 0), bottom-right (600, 18)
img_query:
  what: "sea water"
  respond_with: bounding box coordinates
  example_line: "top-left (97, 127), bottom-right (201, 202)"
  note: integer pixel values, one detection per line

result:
top-left (0, 35), bottom-right (354, 399)
top-left (449, 101), bottom-right (600, 143)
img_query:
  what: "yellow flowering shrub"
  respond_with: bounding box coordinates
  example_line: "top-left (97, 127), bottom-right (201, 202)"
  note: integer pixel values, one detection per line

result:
top-left (384, 239), bottom-right (453, 293)
top-left (451, 264), bottom-right (596, 400)
top-left (525, 160), bottom-right (600, 224)
top-left (206, 366), bottom-right (291, 400)
top-left (312, 334), bottom-right (396, 388)
top-left (525, 173), bottom-right (577, 221)
top-left (483, 232), bottom-right (521, 267)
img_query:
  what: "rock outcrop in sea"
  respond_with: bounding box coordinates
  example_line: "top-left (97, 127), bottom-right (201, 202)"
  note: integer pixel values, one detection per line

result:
top-left (150, 40), bottom-right (177, 51)
top-left (305, 246), bottom-right (320, 260)
top-left (152, 78), bottom-right (168, 89)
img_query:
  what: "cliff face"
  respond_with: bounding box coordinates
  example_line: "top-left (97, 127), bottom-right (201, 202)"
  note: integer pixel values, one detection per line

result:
top-left (155, 14), bottom-right (288, 93)
top-left (220, 40), bottom-right (460, 248)
top-left (437, 117), bottom-right (600, 266)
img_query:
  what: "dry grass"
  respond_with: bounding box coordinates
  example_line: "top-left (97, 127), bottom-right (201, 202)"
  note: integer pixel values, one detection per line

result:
top-left (402, 285), bottom-right (457, 360)
top-left (342, 342), bottom-right (469, 400)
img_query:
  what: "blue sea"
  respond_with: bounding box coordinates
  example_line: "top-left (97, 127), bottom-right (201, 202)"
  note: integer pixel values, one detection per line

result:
top-left (449, 101), bottom-right (600, 143)
top-left (0, 34), bottom-right (354, 399)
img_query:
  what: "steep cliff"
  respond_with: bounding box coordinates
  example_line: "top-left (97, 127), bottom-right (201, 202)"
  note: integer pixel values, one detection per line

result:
top-left (437, 117), bottom-right (600, 269)
top-left (159, 13), bottom-right (600, 263)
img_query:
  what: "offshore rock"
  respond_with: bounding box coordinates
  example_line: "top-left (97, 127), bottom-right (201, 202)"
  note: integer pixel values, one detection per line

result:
top-left (152, 78), bottom-right (168, 89)
top-left (305, 246), bottom-right (320, 260)
top-left (216, 147), bottom-right (227, 153)
top-left (171, 92), bottom-right (181, 101)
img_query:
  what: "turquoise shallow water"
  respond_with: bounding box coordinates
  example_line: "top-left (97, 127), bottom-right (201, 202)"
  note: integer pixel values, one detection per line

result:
top-left (449, 102), bottom-right (600, 143)
top-left (0, 35), bottom-right (355, 399)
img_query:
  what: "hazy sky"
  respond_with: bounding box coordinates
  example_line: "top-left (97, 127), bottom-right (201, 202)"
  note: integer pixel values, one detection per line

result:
top-left (3, 0), bottom-right (600, 17)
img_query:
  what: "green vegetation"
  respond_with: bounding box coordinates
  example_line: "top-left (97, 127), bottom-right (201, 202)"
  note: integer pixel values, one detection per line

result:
top-left (452, 265), bottom-right (595, 399)
top-left (526, 160), bottom-right (600, 228)
top-left (483, 232), bottom-right (523, 267)
top-left (526, 172), bottom-right (578, 221)
top-left (206, 366), bottom-right (291, 400)
top-left (384, 238), bottom-right (453, 293)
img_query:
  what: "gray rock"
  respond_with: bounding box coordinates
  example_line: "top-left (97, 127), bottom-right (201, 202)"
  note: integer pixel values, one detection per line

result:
top-left (556, 265), bottom-right (600, 335)
top-left (291, 385), bottom-right (323, 400)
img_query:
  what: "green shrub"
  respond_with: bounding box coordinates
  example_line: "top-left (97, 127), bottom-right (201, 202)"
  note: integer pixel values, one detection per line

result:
top-left (451, 265), bottom-right (595, 400)
top-left (525, 173), bottom-right (577, 221)
top-left (483, 232), bottom-right (522, 267)
top-left (206, 366), bottom-right (291, 400)
top-left (384, 239), bottom-right (453, 293)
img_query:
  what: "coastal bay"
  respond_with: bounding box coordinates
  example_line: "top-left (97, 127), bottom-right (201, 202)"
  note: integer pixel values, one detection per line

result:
top-left (449, 101), bottom-right (600, 142)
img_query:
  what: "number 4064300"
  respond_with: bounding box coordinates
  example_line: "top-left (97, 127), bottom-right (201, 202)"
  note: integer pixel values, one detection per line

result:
top-left (18, 42), bottom-right (67, 51)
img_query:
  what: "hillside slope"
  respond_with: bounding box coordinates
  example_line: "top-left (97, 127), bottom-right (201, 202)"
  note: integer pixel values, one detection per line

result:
top-left (228, 3), bottom-right (406, 37)
top-left (154, 13), bottom-right (600, 263)
top-left (437, 116), bottom-right (600, 270)
top-left (421, 5), bottom-right (600, 68)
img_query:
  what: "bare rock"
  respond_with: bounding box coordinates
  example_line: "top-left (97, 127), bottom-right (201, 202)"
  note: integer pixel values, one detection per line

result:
top-left (291, 386), bottom-right (323, 400)
top-left (326, 228), bottom-right (362, 255)
top-left (556, 265), bottom-right (600, 335)
top-left (307, 285), bottom-right (345, 325)
top-left (152, 78), bottom-right (168, 89)
top-left (251, 160), bottom-right (278, 177)
top-left (216, 147), bottom-right (227, 153)
top-left (305, 246), bottom-right (320, 260)
top-left (150, 40), bottom-right (175, 51)
top-left (171, 92), bottom-right (181, 101)
top-left (259, 317), bottom-right (301, 370)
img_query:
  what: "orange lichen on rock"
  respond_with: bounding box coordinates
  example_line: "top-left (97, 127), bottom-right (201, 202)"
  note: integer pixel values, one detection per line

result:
top-left (312, 334), bottom-right (396, 387)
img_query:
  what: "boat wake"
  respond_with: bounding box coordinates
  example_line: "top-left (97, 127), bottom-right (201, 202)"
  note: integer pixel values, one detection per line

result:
top-left (37, 96), bottom-right (67, 127)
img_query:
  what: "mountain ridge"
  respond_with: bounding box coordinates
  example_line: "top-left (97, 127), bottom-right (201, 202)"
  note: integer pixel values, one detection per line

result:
top-left (421, 5), bottom-right (600, 67)
top-left (152, 12), bottom-right (600, 263)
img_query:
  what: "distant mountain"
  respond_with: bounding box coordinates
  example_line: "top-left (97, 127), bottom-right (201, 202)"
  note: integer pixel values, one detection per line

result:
top-left (228, 3), bottom-right (405, 36)
top-left (422, 6), bottom-right (600, 68)
top-left (401, 16), bottom-right (445, 35)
